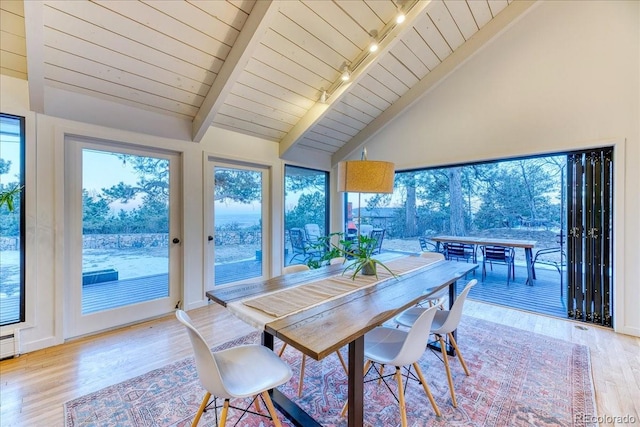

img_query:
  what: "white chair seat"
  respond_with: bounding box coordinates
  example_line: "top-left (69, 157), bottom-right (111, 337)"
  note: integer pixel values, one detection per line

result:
top-left (341, 305), bottom-right (441, 426)
top-left (393, 280), bottom-right (478, 409)
top-left (215, 344), bottom-right (293, 398)
top-left (395, 306), bottom-right (448, 330)
top-left (364, 327), bottom-right (410, 365)
top-left (176, 310), bottom-right (292, 426)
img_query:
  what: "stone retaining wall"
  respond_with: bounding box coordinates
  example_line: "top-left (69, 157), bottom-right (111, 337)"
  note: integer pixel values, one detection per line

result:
top-left (0, 231), bottom-right (264, 251)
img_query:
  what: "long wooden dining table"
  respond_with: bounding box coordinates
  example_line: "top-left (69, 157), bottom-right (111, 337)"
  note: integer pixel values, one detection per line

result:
top-left (206, 254), bottom-right (477, 427)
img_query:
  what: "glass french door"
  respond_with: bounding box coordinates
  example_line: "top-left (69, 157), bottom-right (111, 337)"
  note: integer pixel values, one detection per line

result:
top-left (206, 159), bottom-right (268, 287)
top-left (65, 138), bottom-right (181, 338)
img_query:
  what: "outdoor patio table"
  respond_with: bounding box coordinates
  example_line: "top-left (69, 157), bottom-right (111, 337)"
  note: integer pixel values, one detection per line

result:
top-left (206, 254), bottom-right (477, 427)
top-left (431, 235), bottom-right (537, 286)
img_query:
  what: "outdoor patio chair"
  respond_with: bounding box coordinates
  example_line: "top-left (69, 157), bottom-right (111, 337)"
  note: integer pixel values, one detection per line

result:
top-left (368, 228), bottom-right (385, 255)
top-left (418, 237), bottom-right (443, 253)
top-left (288, 227), bottom-right (322, 264)
top-left (444, 242), bottom-right (476, 263)
top-left (175, 310), bottom-right (292, 427)
top-left (532, 246), bottom-right (567, 295)
top-left (481, 245), bottom-right (515, 284)
top-left (359, 224), bottom-right (373, 237)
top-left (303, 223), bottom-right (322, 243)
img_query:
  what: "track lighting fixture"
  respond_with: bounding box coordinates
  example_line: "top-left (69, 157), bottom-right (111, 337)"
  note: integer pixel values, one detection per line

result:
top-left (341, 65), bottom-right (350, 82)
top-left (320, 89), bottom-right (327, 103)
top-left (368, 30), bottom-right (379, 53)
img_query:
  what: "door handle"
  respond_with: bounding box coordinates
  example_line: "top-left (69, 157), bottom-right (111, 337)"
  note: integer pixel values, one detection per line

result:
top-left (208, 235), bottom-right (213, 241)
top-left (172, 238), bottom-right (180, 244)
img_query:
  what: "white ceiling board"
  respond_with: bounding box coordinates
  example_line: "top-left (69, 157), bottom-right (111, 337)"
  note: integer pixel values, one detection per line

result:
top-left (428, 1), bottom-right (465, 51)
top-left (402, 28), bottom-right (441, 71)
top-left (348, 84), bottom-right (392, 112)
top-left (141, 0), bottom-right (241, 46)
top-left (332, 0), bottom-right (537, 165)
top-left (358, 74), bottom-right (400, 105)
top-left (279, 0), bottom-right (360, 60)
top-left (43, 27), bottom-right (212, 96)
top-left (213, 113), bottom-right (286, 140)
top-left (414, 14), bottom-right (453, 61)
top-left (218, 103), bottom-right (294, 133)
top-left (467, 0), bottom-right (493, 29)
top-left (7, 0), bottom-right (531, 162)
top-left (444, 0), bottom-right (479, 40)
top-left (378, 52), bottom-right (421, 87)
top-left (303, 0), bottom-right (371, 51)
top-left (192, 0), bottom-right (279, 141)
top-left (243, 58), bottom-right (319, 100)
top-left (368, 63), bottom-right (409, 97)
top-left (389, 41), bottom-right (430, 80)
top-left (224, 93), bottom-right (300, 126)
top-left (236, 71), bottom-right (315, 110)
top-left (43, 48), bottom-right (205, 108)
top-left (488, 1), bottom-right (510, 18)
top-left (318, 116), bottom-right (361, 137)
top-left (261, 29), bottom-right (338, 82)
top-left (231, 83), bottom-right (307, 118)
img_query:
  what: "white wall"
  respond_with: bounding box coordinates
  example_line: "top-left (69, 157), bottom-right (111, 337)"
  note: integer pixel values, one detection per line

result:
top-left (0, 74), bottom-right (335, 352)
top-left (365, 0), bottom-right (640, 336)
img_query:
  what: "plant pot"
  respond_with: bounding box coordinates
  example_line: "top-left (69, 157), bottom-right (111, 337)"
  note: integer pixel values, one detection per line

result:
top-left (361, 260), bottom-right (376, 276)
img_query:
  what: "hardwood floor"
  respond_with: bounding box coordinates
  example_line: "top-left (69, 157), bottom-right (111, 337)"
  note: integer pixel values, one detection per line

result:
top-left (1, 300), bottom-right (638, 427)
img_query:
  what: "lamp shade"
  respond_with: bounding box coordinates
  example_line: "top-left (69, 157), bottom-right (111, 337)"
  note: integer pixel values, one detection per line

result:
top-left (337, 160), bottom-right (395, 194)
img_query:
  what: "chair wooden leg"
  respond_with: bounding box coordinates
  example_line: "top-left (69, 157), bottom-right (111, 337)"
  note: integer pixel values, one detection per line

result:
top-left (438, 335), bottom-right (458, 408)
top-left (341, 359), bottom-right (370, 418)
top-left (378, 364), bottom-right (385, 385)
top-left (219, 399), bottom-right (229, 427)
top-left (192, 392), bottom-right (211, 427)
top-left (413, 362), bottom-right (441, 417)
top-left (335, 350), bottom-right (348, 375)
top-left (395, 367), bottom-right (408, 427)
top-left (277, 342), bottom-right (287, 357)
top-left (448, 333), bottom-right (470, 376)
top-left (261, 391), bottom-right (283, 427)
top-left (298, 354), bottom-right (307, 397)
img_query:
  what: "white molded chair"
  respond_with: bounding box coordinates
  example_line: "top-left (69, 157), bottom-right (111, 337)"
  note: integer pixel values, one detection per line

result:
top-left (175, 310), bottom-right (292, 427)
top-left (342, 305), bottom-right (442, 425)
top-left (278, 264), bottom-right (348, 396)
top-left (417, 252), bottom-right (447, 308)
top-left (394, 279), bottom-right (477, 408)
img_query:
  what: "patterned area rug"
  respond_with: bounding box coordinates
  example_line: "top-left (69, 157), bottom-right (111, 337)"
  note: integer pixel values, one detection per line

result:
top-left (64, 316), bottom-right (597, 427)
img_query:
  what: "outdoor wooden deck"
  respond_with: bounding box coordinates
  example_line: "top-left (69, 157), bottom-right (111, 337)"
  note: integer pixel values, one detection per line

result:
top-left (0, 254), bottom-right (567, 324)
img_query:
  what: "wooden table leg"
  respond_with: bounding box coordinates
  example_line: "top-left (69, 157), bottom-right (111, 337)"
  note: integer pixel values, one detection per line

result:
top-left (525, 247), bottom-right (534, 286)
top-left (348, 336), bottom-right (364, 427)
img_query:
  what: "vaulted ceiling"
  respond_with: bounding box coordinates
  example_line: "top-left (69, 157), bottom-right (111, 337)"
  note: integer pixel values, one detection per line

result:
top-left (0, 0), bottom-right (534, 164)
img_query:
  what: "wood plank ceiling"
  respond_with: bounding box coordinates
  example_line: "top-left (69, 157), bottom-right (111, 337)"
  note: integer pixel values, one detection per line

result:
top-left (1, 0), bottom-right (533, 164)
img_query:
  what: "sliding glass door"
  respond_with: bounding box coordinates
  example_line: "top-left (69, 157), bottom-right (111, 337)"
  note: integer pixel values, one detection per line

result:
top-left (65, 138), bottom-right (181, 338)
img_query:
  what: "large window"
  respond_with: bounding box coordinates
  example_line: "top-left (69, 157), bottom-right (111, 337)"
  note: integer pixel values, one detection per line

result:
top-left (0, 114), bottom-right (25, 326)
top-left (284, 165), bottom-right (329, 266)
top-left (347, 156), bottom-right (566, 255)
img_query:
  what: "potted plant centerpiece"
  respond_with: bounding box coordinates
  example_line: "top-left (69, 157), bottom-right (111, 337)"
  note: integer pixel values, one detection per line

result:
top-left (309, 232), bottom-right (396, 280)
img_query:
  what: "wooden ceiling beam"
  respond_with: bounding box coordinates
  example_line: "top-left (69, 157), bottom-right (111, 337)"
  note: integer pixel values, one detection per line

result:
top-left (23, 0), bottom-right (45, 113)
top-left (279, 0), bottom-right (433, 159)
top-left (331, 0), bottom-right (538, 166)
top-left (191, 0), bottom-right (280, 142)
